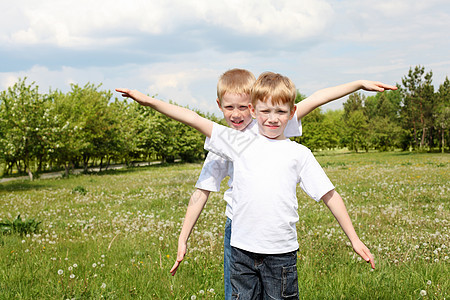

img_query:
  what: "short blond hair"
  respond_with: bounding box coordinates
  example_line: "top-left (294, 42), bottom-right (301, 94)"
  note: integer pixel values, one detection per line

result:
top-left (217, 68), bottom-right (256, 103)
top-left (251, 72), bottom-right (297, 110)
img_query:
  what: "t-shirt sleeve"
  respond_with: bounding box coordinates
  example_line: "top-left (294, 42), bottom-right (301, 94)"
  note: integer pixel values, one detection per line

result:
top-left (195, 151), bottom-right (229, 192)
top-left (297, 149), bottom-right (334, 202)
top-left (284, 116), bottom-right (302, 138)
top-left (204, 123), bottom-right (256, 161)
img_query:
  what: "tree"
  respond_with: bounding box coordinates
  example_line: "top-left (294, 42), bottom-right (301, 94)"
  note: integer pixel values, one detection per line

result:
top-left (400, 66), bottom-right (435, 150)
top-left (342, 93), bottom-right (369, 152)
top-left (294, 108), bottom-right (324, 151)
top-left (295, 90), bottom-right (307, 104)
top-left (365, 90), bottom-right (403, 150)
top-left (43, 83), bottom-right (114, 176)
top-left (0, 78), bottom-right (48, 180)
top-left (107, 98), bottom-right (142, 166)
top-left (137, 107), bottom-right (179, 163)
top-left (295, 108), bottom-right (341, 151)
top-left (435, 77), bottom-right (450, 152)
top-left (322, 109), bottom-right (343, 150)
top-left (44, 90), bottom-right (85, 177)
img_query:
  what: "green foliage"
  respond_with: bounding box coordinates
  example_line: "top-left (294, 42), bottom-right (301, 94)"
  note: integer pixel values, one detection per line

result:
top-left (0, 80), bottom-right (211, 178)
top-left (336, 67), bottom-right (448, 153)
top-left (400, 66), bottom-right (436, 149)
top-left (0, 215), bottom-right (41, 236)
top-left (0, 78), bottom-right (48, 180)
top-left (295, 90), bottom-right (307, 104)
top-left (295, 108), bottom-right (342, 151)
top-left (71, 185), bottom-right (87, 195)
top-left (435, 77), bottom-right (450, 152)
top-left (341, 93), bottom-right (369, 152)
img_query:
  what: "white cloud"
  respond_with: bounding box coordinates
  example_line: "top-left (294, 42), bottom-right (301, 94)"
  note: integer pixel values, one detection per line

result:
top-left (1, 0), bottom-right (334, 48)
top-left (198, 0), bottom-right (334, 40)
top-left (331, 0), bottom-right (450, 43)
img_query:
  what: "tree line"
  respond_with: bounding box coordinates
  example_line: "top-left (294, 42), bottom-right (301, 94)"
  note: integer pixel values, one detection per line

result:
top-left (1, 66), bottom-right (448, 180)
top-left (0, 80), bottom-right (221, 180)
top-left (295, 66), bottom-right (449, 153)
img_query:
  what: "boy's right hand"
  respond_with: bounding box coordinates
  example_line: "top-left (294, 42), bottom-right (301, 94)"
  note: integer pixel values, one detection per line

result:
top-left (352, 239), bottom-right (375, 269)
top-left (115, 88), bottom-right (153, 106)
top-left (169, 241), bottom-right (187, 276)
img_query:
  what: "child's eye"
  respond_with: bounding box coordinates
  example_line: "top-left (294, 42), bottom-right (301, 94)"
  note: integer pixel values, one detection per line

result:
top-left (239, 106), bottom-right (248, 111)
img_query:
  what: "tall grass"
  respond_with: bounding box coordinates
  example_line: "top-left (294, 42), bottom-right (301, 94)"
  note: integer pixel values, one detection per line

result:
top-left (0, 152), bottom-right (448, 299)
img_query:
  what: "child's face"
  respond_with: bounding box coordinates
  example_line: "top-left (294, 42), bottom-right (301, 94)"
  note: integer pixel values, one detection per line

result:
top-left (250, 99), bottom-right (296, 140)
top-left (217, 93), bottom-right (253, 131)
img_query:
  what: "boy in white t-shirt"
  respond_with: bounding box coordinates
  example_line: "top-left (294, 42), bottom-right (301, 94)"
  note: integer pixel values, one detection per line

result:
top-left (169, 69), bottom-right (303, 299)
top-left (117, 72), bottom-right (394, 298)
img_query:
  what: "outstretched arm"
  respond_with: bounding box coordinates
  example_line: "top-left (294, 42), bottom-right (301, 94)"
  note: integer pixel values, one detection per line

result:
top-left (321, 189), bottom-right (375, 269)
top-left (170, 188), bottom-right (210, 276)
top-left (116, 88), bottom-right (213, 138)
top-left (296, 80), bottom-right (397, 120)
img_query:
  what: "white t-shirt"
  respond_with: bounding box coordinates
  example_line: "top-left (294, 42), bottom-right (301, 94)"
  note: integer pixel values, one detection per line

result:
top-left (204, 123), bottom-right (334, 254)
top-left (195, 118), bottom-right (302, 219)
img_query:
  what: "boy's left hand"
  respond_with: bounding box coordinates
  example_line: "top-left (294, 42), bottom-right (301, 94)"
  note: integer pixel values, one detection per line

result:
top-left (169, 241), bottom-right (187, 276)
top-left (360, 80), bottom-right (398, 93)
top-left (352, 239), bottom-right (375, 269)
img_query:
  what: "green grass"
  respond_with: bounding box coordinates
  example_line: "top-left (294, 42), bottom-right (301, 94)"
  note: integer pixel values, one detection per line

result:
top-left (0, 153), bottom-right (448, 299)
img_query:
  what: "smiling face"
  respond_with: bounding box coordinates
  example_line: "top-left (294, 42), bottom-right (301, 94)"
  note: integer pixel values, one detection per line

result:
top-left (217, 92), bottom-right (253, 131)
top-left (250, 98), bottom-right (296, 140)
top-left (249, 72), bottom-right (297, 139)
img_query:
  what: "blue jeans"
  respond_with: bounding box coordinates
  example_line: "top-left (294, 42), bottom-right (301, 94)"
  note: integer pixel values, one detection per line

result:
top-left (230, 247), bottom-right (299, 300)
top-left (224, 217), bottom-right (232, 300)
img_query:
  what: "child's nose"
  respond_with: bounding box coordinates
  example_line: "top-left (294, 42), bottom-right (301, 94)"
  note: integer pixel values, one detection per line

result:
top-left (268, 112), bottom-right (278, 122)
top-left (231, 109), bottom-right (241, 117)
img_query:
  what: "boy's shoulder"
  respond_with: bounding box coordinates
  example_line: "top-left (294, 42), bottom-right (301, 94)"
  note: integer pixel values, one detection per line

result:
top-left (281, 139), bottom-right (314, 159)
top-left (285, 139), bottom-right (311, 151)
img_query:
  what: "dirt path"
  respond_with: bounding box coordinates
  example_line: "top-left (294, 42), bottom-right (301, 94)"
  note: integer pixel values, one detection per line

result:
top-left (0, 161), bottom-right (163, 183)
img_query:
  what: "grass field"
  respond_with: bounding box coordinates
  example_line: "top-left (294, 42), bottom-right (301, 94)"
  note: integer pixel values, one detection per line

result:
top-left (0, 152), bottom-right (448, 299)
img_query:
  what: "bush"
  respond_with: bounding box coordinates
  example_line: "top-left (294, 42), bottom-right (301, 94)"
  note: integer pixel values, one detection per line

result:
top-left (0, 215), bottom-right (41, 236)
top-left (72, 185), bottom-right (87, 195)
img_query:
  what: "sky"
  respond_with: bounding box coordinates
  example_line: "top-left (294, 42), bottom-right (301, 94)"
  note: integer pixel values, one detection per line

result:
top-left (1, 0), bottom-right (449, 115)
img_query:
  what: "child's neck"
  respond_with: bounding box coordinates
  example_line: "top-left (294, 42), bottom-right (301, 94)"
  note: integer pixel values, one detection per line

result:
top-left (260, 132), bottom-right (286, 140)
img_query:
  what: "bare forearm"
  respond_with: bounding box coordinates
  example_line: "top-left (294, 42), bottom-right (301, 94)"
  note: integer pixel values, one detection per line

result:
top-left (296, 80), bottom-right (396, 120)
top-left (322, 189), bottom-right (376, 268)
top-left (296, 81), bottom-right (364, 119)
top-left (178, 189), bottom-right (210, 244)
top-left (116, 88), bottom-right (213, 137)
top-left (322, 189), bottom-right (360, 243)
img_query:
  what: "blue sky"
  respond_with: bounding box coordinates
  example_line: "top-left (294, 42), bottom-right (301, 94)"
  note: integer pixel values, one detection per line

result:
top-left (1, 0), bottom-right (449, 115)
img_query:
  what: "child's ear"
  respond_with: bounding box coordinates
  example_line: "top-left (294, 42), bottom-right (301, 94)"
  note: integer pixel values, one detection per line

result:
top-left (216, 98), bottom-right (222, 110)
top-left (249, 103), bottom-right (256, 118)
top-left (289, 105), bottom-right (297, 120)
